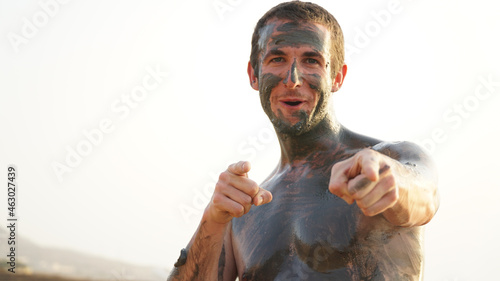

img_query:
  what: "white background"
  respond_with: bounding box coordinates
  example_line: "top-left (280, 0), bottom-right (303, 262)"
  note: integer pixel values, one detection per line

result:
top-left (1, 0), bottom-right (499, 280)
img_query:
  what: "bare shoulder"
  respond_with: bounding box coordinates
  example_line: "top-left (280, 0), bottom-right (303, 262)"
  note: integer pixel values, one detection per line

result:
top-left (372, 141), bottom-right (434, 165)
top-left (341, 127), bottom-right (436, 171)
top-left (371, 140), bottom-right (439, 185)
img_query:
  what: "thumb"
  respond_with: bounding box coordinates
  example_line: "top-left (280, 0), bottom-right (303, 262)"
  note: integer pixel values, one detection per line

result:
top-left (253, 188), bottom-right (273, 206)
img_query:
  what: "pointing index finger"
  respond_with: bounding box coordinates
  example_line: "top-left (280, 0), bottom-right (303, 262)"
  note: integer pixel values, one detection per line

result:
top-left (228, 161), bottom-right (251, 177)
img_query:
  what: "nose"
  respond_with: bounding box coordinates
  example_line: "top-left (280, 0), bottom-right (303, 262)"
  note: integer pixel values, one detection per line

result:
top-left (283, 59), bottom-right (302, 88)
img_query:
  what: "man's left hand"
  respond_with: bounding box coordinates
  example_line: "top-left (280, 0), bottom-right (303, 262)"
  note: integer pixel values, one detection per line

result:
top-left (329, 148), bottom-right (398, 216)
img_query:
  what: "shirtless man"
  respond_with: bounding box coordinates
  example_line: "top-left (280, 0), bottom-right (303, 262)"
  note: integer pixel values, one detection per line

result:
top-left (168, 1), bottom-right (439, 280)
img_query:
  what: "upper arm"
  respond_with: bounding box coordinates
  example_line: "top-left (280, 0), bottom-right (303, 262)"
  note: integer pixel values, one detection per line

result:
top-left (218, 222), bottom-right (237, 281)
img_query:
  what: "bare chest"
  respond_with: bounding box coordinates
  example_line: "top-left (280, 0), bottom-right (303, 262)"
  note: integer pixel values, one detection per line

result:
top-left (231, 168), bottom-right (423, 280)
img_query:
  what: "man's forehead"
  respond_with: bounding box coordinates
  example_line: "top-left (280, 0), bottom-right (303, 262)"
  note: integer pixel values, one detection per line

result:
top-left (258, 19), bottom-right (330, 53)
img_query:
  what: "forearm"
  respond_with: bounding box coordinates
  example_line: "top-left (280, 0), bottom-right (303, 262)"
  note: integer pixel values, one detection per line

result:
top-left (383, 161), bottom-right (439, 227)
top-left (168, 211), bottom-right (229, 281)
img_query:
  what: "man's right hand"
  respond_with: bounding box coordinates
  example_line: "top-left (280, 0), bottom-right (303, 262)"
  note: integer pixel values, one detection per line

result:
top-left (206, 161), bottom-right (273, 225)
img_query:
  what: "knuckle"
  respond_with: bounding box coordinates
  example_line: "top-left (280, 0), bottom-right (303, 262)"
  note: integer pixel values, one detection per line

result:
top-left (331, 161), bottom-right (343, 171)
top-left (233, 205), bottom-right (245, 218)
top-left (249, 182), bottom-right (259, 195)
top-left (242, 194), bottom-right (252, 205)
top-left (360, 148), bottom-right (372, 156)
top-left (387, 190), bottom-right (398, 203)
top-left (211, 193), bottom-right (224, 205)
top-left (214, 181), bottom-right (226, 193)
top-left (385, 174), bottom-right (396, 187)
top-left (329, 184), bottom-right (341, 195)
top-left (242, 203), bottom-right (252, 214)
top-left (218, 171), bottom-right (230, 182)
top-left (361, 148), bottom-right (378, 159)
top-left (356, 200), bottom-right (367, 209)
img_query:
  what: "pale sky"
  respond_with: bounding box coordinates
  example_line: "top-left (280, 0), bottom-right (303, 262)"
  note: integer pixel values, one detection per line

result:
top-left (1, 0), bottom-right (499, 280)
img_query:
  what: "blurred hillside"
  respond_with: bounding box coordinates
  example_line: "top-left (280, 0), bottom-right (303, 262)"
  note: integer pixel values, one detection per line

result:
top-left (0, 228), bottom-right (170, 281)
top-left (0, 270), bottom-right (95, 281)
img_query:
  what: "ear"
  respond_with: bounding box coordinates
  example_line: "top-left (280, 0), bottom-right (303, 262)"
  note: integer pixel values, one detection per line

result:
top-left (247, 61), bottom-right (259, 91)
top-left (331, 64), bottom-right (348, 92)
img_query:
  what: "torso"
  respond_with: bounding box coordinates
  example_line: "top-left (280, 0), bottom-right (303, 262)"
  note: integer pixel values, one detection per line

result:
top-left (231, 142), bottom-right (424, 281)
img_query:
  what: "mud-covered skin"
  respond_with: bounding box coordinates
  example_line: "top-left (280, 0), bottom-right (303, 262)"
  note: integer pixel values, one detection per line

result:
top-left (227, 15), bottom-right (432, 281)
top-left (257, 20), bottom-right (333, 137)
top-left (230, 131), bottom-right (424, 281)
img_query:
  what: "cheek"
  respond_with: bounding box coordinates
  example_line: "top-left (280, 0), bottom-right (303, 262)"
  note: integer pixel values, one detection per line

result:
top-left (259, 73), bottom-right (282, 104)
top-left (304, 73), bottom-right (331, 94)
top-left (303, 73), bottom-right (332, 111)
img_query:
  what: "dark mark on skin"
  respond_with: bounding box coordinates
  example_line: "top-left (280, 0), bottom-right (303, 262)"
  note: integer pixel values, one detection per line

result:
top-left (379, 164), bottom-right (390, 175)
top-left (191, 264), bottom-right (199, 281)
top-left (282, 59), bottom-right (298, 85)
top-left (259, 72), bottom-right (282, 116)
top-left (307, 73), bottom-right (321, 91)
top-left (258, 23), bottom-right (276, 52)
top-left (350, 177), bottom-right (372, 194)
top-left (405, 162), bottom-right (417, 167)
top-left (283, 70), bottom-right (290, 85)
top-left (349, 165), bottom-right (391, 194)
top-left (290, 59), bottom-right (298, 84)
top-left (272, 21), bottom-right (326, 52)
top-left (218, 245), bottom-right (226, 280)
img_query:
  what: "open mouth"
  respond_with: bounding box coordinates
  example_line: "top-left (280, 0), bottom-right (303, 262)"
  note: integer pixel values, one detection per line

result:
top-left (284, 101), bottom-right (303, 106)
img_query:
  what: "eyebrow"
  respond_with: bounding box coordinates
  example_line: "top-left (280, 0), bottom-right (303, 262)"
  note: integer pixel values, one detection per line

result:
top-left (263, 48), bottom-right (286, 61)
top-left (303, 51), bottom-right (323, 58)
top-left (262, 49), bottom-right (326, 62)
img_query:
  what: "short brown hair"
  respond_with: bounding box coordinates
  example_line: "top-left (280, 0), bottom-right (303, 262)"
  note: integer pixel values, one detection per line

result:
top-left (250, 1), bottom-right (344, 78)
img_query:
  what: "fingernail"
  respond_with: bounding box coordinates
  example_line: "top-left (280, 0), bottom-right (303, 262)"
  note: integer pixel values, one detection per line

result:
top-left (256, 196), bottom-right (263, 206)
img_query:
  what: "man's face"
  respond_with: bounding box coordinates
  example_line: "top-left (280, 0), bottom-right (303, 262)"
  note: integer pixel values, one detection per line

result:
top-left (256, 19), bottom-right (334, 136)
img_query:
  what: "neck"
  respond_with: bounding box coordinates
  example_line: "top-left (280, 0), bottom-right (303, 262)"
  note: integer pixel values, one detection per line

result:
top-left (275, 113), bottom-right (343, 168)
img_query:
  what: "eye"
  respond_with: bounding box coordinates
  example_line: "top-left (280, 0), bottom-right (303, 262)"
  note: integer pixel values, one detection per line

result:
top-left (270, 57), bottom-right (285, 63)
top-left (305, 58), bottom-right (319, 64)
